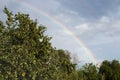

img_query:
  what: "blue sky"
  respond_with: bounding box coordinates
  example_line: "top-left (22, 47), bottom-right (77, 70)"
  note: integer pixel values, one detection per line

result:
top-left (0, 0), bottom-right (120, 64)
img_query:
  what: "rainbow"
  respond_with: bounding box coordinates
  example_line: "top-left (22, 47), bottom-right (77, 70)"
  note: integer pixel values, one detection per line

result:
top-left (10, 0), bottom-right (98, 64)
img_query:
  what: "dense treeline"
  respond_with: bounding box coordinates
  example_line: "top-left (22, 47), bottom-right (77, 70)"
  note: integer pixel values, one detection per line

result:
top-left (77, 60), bottom-right (120, 80)
top-left (0, 8), bottom-right (120, 80)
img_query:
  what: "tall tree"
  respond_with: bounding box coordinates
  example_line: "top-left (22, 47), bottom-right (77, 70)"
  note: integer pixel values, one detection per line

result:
top-left (78, 63), bottom-right (99, 80)
top-left (99, 60), bottom-right (120, 80)
top-left (0, 7), bottom-right (76, 80)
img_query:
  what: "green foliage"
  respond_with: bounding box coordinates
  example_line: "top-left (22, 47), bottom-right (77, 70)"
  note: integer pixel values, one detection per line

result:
top-left (0, 7), bottom-right (75, 80)
top-left (76, 60), bottom-right (120, 80)
top-left (77, 63), bottom-right (99, 80)
top-left (99, 60), bottom-right (120, 80)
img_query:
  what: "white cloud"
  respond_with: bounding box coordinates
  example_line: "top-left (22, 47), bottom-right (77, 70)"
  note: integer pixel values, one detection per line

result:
top-left (72, 11), bottom-right (120, 47)
top-left (75, 24), bottom-right (88, 29)
top-left (74, 16), bottom-right (111, 33)
top-left (88, 35), bottom-right (120, 46)
top-left (100, 16), bottom-right (110, 23)
top-left (75, 23), bottom-right (91, 34)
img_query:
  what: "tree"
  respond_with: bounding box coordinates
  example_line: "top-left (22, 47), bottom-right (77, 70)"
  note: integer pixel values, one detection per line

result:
top-left (110, 60), bottom-right (120, 80)
top-left (99, 60), bottom-right (120, 80)
top-left (78, 63), bottom-right (99, 80)
top-left (0, 7), bottom-right (76, 80)
top-left (0, 7), bottom-right (53, 80)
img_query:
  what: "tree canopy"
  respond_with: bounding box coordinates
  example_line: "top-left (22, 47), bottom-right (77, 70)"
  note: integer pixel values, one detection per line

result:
top-left (0, 7), bottom-right (76, 80)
